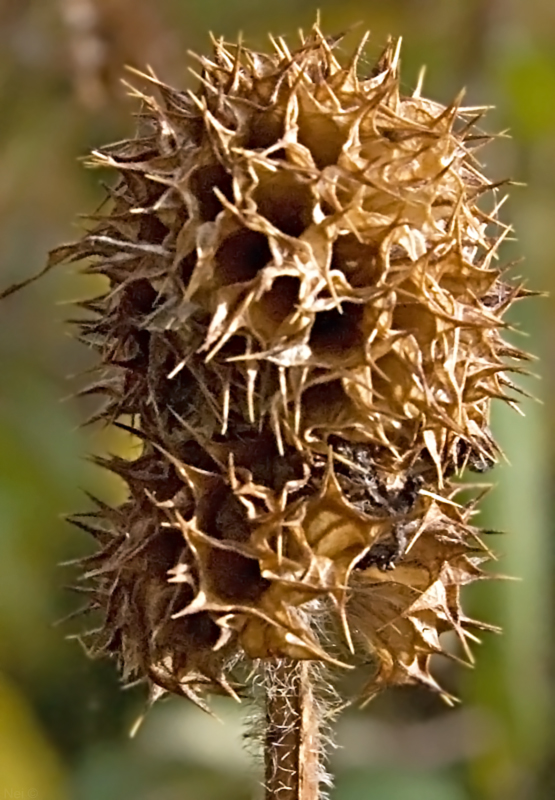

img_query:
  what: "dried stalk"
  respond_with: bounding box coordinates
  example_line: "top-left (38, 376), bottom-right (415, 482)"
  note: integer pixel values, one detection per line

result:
top-left (0, 26), bottom-right (524, 800)
top-left (263, 659), bottom-right (321, 800)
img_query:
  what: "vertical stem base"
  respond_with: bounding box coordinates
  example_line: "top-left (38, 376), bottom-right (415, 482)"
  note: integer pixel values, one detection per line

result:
top-left (264, 659), bottom-right (320, 800)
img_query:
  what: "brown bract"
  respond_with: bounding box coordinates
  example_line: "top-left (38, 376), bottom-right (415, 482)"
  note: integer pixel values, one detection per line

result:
top-left (54, 23), bottom-right (530, 707)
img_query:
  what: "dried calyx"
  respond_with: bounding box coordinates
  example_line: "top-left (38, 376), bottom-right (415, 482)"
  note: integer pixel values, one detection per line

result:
top-left (52, 23), bottom-right (530, 711)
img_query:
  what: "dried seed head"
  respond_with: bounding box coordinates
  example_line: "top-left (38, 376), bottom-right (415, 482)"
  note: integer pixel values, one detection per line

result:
top-left (55, 22), bottom-right (530, 707)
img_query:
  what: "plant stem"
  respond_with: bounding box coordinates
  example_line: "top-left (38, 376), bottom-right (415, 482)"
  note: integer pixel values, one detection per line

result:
top-left (264, 659), bottom-right (321, 800)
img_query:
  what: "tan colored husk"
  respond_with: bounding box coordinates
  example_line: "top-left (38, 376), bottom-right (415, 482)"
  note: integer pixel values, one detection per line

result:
top-left (48, 22), bottom-right (531, 709)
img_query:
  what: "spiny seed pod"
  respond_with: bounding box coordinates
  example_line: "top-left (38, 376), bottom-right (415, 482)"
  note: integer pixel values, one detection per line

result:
top-left (47, 23), bottom-right (531, 709)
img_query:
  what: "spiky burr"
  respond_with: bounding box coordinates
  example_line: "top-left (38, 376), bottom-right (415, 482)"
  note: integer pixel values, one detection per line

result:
top-left (12, 21), bottom-right (531, 798)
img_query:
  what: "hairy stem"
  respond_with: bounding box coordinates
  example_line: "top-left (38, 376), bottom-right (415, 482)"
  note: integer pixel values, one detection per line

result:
top-left (264, 659), bottom-right (321, 800)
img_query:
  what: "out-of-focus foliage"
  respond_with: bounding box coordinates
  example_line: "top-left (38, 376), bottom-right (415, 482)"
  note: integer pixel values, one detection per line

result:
top-left (0, 2), bottom-right (552, 799)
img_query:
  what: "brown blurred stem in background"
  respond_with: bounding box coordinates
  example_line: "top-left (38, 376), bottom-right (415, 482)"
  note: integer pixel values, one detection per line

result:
top-left (59, 0), bottom-right (181, 107)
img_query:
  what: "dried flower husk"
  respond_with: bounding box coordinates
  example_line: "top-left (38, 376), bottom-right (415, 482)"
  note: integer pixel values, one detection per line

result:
top-left (51, 23), bottom-right (531, 708)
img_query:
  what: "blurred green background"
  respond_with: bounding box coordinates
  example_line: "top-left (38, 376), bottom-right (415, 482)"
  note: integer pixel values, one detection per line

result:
top-left (0, 1), bottom-right (553, 798)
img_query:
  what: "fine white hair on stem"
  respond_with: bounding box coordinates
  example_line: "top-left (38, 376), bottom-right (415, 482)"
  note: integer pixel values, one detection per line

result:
top-left (244, 603), bottom-right (342, 800)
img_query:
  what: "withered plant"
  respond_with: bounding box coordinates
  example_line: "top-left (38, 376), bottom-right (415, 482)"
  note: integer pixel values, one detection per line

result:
top-left (4, 21), bottom-right (533, 800)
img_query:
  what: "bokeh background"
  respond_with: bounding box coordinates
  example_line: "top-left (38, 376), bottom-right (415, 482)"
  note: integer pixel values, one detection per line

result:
top-left (0, 1), bottom-right (553, 799)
